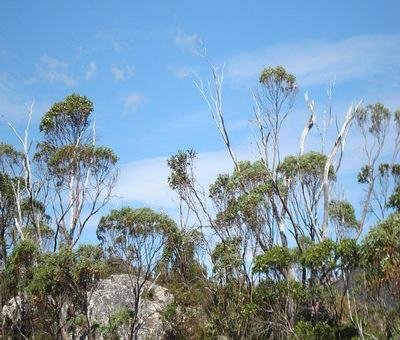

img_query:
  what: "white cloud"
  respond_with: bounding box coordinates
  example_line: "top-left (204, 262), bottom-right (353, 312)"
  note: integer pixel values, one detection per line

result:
top-left (37, 54), bottom-right (76, 86)
top-left (174, 30), bottom-right (202, 55)
top-left (115, 152), bottom-right (225, 209)
top-left (114, 98), bottom-right (397, 211)
top-left (171, 67), bottom-right (191, 79)
top-left (115, 156), bottom-right (173, 208)
top-left (111, 38), bottom-right (122, 53)
top-left (85, 61), bottom-right (97, 80)
top-left (111, 63), bottom-right (134, 81)
top-left (125, 92), bottom-right (146, 112)
top-left (125, 64), bottom-right (134, 77)
top-left (0, 75), bottom-right (49, 122)
top-left (114, 147), bottom-right (257, 209)
top-left (227, 34), bottom-right (400, 86)
top-left (111, 64), bottom-right (125, 81)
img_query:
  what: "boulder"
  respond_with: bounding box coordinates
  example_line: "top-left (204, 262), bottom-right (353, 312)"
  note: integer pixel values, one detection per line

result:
top-left (89, 274), bottom-right (173, 339)
top-left (2, 274), bottom-right (173, 339)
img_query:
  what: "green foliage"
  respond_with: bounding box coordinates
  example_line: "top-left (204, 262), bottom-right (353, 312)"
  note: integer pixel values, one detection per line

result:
top-left (167, 149), bottom-right (196, 190)
top-left (2, 69), bottom-right (400, 340)
top-left (161, 301), bottom-right (202, 340)
top-left (23, 222), bottom-right (54, 242)
top-left (388, 184), bottom-right (400, 211)
top-left (279, 151), bottom-right (335, 184)
top-left (277, 155), bottom-right (298, 180)
top-left (209, 160), bottom-right (273, 236)
top-left (293, 321), bottom-right (335, 340)
top-left (336, 238), bottom-right (359, 268)
top-left (3, 243), bottom-right (106, 338)
top-left (72, 245), bottom-right (107, 290)
top-left (160, 227), bottom-right (207, 295)
top-left (100, 307), bottom-right (133, 338)
top-left (329, 200), bottom-right (358, 230)
top-left (40, 93), bottom-right (93, 134)
top-left (5, 239), bottom-right (38, 291)
top-left (206, 280), bottom-right (250, 339)
top-left (356, 102), bottom-right (391, 134)
top-left (27, 246), bottom-right (74, 297)
top-left (254, 245), bottom-right (293, 275)
top-left (211, 237), bottom-right (242, 277)
top-left (252, 278), bottom-right (319, 339)
top-left (361, 212), bottom-right (400, 294)
top-left (0, 142), bottom-right (23, 168)
top-left (97, 207), bottom-right (177, 245)
top-left (300, 239), bottom-right (336, 270)
top-left (259, 65), bottom-right (297, 93)
top-left (357, 165), bottom-right (372, 184)
top-left (0, 172), bottom-right (19, 264)
top-left (299, 152), bottom-right (335, 181)
top-left (392, 163), bottom-right (400, 177)
top-left (25, 245), bottom-right (106, 300)
top-left (0, 172), bottom-right (15, 201)
top-left (44, 144), bottom-right (118, 177)
top-left (33, 94), bottom-right (119, 248)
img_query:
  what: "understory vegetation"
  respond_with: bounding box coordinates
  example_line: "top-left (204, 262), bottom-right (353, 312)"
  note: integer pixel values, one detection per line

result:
top-left (1, 65), bottom-right (399, 339)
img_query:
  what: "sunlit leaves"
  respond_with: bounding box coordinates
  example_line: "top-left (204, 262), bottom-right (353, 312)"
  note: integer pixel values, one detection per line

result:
top-left (40, 93), bottom-right (93, 135)
top-left (361, 212), bottom-right (400, 294)
top-left (329, 200), bottom-right (358, 230)
top-left (167, 149), bottom-right (196, 191)
top-left (253, 245), bottom-right (293, 275)
top-left (278, 151), bottom-right (335, 184)
top-left (259, 65), bottom-right (297, 93)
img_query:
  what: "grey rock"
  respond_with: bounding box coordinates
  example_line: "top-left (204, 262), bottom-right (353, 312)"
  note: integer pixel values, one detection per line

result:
top-left (2, 275), bottom-right (173, 340)
top-left (89, 274), bottom-right (173, 339)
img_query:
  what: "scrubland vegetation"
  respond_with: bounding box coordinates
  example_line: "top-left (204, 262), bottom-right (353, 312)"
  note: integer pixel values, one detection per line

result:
top-left (1, 65), bottom-right (399, 339)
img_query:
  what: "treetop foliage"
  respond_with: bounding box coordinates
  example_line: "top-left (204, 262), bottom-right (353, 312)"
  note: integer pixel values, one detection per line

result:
top-left (259, 65), bottom-right (297, 93)
top-left (40, 93), bottom-right (93, 135)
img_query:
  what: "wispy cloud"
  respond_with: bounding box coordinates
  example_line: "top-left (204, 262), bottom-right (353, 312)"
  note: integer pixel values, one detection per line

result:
top-left (111, 64), bottom-right (125, 81)
top-left (174, 30), bottom-right (202, 55)
top-left (85, 61), bottom-right (97, 80)
top-left (115, 150), bottom-right (233, 208)
top-left (111, 38), bottom-right (122, 53)
top-left (227, 34), bottom-right (400, 86)
top-left (115, 146), bottom-right (259, 209)
top-left (0, 74), bottom-right (49, 122)
top-left (37, 54), bottom-right (76, 86)
top-left (115, 98), bottom-right (395, 210)
top-left (171, 67), bottom-right (191, 79)
top-left (110, 63), bottom-right (134, 81)
top-left (125, 92), bottom-right (146, 112)
top-left (0, 76), bottom-right (32, 122)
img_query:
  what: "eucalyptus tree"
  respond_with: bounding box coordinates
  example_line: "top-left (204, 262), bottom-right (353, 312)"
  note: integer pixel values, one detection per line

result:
top-left (328, 200), bottom-right (358, 239)
top-left (278, 151), bottom-right (336, 243)
top-left (1, 94), bottom-right (118, 250)
top-left (360, 212), bottom-right (400, 338)
top-left (0, 143), bottom-right (27, 246)
top-left (0, 142), bottom-right (53, 268)
top-left (0, 172), bottom-right (17, 268)
top-left (254, 66), bottom-right (298, 171)
top-left (167, 59), bottom-right (364, 338)
top-left (0, 103), bottom-right (51, 251)
top-left (3, 241), bottom-right (106, 340)
top-left (97, 207), bottom-right (176, 339)
top-left (356, 103), bottom-right (400, 237)
top-left (36, 94), bottom-right (118, 248)
top-left (194, 66), bottom-right (300, 251)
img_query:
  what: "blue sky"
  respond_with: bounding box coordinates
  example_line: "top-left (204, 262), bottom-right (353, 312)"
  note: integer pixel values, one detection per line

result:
top-left (1, 1), bottom-right (400, 242)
